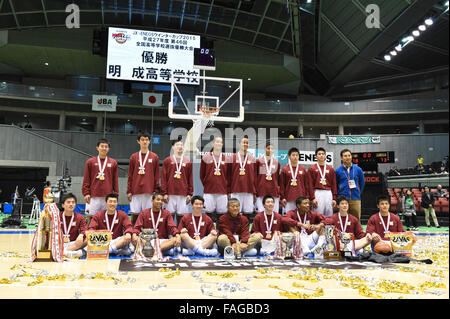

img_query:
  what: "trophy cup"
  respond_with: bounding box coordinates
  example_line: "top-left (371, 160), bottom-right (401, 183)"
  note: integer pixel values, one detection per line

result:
top-left (340, 233), bottom-right (354, 258)
top-left (323, 225), bottom-right (341, 259)
top-left (140, 228), bottom-right (157, 258)
top-left (224, 246), bottom-right (235, 261)
top-left (281, 232), bottom-right (296, 259)
top-left (37, 209), bottom-right (52, 259)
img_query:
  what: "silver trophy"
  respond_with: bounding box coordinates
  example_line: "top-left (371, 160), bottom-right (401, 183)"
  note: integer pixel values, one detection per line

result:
top-left (281, 232), bottom-right (296, 259)
top-left (224, 246), bottom-right (235, 261)
top-left (340, 233), bottom-right (353, 258)
top-left (140, 228), bottom-right (158, 258)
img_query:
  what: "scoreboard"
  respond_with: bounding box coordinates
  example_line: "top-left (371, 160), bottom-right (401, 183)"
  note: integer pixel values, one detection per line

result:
top-left (352, 151), bottom-right (395, 164)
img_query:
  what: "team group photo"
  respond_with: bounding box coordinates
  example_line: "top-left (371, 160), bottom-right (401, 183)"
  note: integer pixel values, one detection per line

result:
top-left (0, 0), bottom-right (448, 305)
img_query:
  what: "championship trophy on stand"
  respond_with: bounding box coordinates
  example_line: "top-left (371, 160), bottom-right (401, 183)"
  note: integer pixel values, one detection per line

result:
top-left (323, 225), bottom-right (341, 259)
top-left (140, 228), bottom-right (157, 258)
top-left (281, 232), bottom-right (296, 259)
top-left (37, 208), bottom-right (52, 259)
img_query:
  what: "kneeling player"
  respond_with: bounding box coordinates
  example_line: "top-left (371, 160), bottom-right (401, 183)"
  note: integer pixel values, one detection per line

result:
top-left (324, 195), bottom-right (372, 255)
top-left (366, 195), bottom-right (417, 252)
top-left (132, 193), bottom-right (182, 256)
top-left (88, 193), bottom-right (134, 256)
top-left (251, 195), bottom-right (290, 255)
top-left (178, 196), bottom-right (219, 256)
top-left (217, 198), bottom-right (261, 258)
top-left (283, 197), bottom-right (326, 256)
top-left (59, 193), bottom-right (87, 258)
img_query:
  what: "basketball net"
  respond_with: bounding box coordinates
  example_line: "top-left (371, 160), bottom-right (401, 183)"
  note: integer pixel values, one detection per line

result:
top-left (183, 107), bottom-right (218, 154)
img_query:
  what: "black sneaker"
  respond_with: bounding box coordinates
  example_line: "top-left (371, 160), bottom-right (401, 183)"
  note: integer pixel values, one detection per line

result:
top-left (437, 225), bottom-right (441, 228)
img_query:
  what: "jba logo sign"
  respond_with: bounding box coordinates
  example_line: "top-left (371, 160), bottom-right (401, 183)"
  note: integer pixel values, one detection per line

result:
top-left (92, 95), bottom-right (117, 112)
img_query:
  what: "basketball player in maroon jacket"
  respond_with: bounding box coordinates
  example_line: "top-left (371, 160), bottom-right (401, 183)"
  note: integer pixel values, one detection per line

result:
top-left (88, 193), bottom-right (134, 256)
top-left (227, 137), bottom-right (257, 221)
top-left (161, 139), bottom-right (193, 224)
top-left (82, 139), bottom-right (118, 226)
top-left (178, 195), bottom-right (219, 256)
top-left (127, 133), bottom-right (160, 225)
top-left (307, 147), bottom-right (337, 217)
top-left (132, 193), bottom-right (181, 255)
top-left (255, 142), bottom-right (281, 214)
top-left (200, 137), bottom-right (228, 222)
top-left (280, 147), bottom-right (308, 215)
top-left (59, 193), bottom-right (87, 258)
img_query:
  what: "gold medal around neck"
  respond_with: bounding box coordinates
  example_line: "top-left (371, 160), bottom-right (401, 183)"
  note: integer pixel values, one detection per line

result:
top-left (98, 175), bottom-right (105, 181)
top-left (266, 233), bottom-right (272, 239)
top-left (291, 181), bottom-right (297, 186)
top-left (195, 236), bottom-right (200, 241)
top-left (214, 170), bottom-right (221, 176)
top-left (266, 175), bottom-right (272, 181)
top-left (174, 173), bottom-right (181, 179)
top-left (64, 237), bottom-right (70, 243)
top-left (239, 169), bottom-right (246, 176)
top-left (321, 180), bottom-right (327, 185)
top-left (138, 169), bottom-right (145, 175)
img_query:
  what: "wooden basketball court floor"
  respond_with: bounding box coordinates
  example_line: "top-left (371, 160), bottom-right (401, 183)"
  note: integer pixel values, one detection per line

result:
top-left (0, 229), bottom-right (448, 300)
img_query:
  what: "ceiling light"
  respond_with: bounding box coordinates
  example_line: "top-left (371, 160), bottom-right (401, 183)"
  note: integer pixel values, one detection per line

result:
top-left (247, 78), bottom-right (251, 81)
top-left (424, 18), bottom-right (433, 25)
top-left (390, 50), bottom-right (397, 56)
top-left (412, 30), bottom-right (420, 37)
top-left (395, 44), bottom-right (402, 51)
top-left (407, 35), bottom-right (414, 42)
top-left (384, 54), bottom-right (391, 61)
top-left (44, 62), bottom-right (49, 66)
top-left (418, 24), bottom-right (426, 31)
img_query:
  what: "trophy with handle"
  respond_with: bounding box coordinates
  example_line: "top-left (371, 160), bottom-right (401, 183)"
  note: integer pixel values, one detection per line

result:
top-left (140, 228), bottom-right (157, 258)
top-left (323, 225), bottom-right (341, 259)
top-left (281, 232), bottom-right (296, 259)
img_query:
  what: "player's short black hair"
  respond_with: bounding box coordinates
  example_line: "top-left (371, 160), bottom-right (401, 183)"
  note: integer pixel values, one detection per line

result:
top-left (315, 147), bottom-right (326, 155)
top-left (105, 193), bottom-right (119, 202)
top-left (376, 195), bottom-right (390, 205)
top-left (137, 132), bottom-right (151, 141)
top-left (288, 147), bottom-right (299, 156)
top-left (227, 198), bottom-right (240, 206)
top-left (340, 149), bottom-right (352, 157)
top-left (171, 138), bottom-right (183, 146)
top-left (61, 193), bottom-right (77, 204)
top-left (262, 195), bottom-right (274, 205)
top-left (97, 138), bottom-right (110, 147)
top-left (295, 196), bottom-right (309, 206)
top-left (191, 195), bottom-right (205, 205)
top-left (336, 195), bottom-right (349, 205)
top-left (152, 192), bottom-right (163, 200)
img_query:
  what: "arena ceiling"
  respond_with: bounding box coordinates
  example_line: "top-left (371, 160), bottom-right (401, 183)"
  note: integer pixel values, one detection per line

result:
top-left (0, 0), bottom-right (448, 99)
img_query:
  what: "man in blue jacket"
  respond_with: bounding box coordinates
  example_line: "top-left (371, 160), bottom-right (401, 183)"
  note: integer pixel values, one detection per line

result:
top-left (335, 149), bottom-right (365, 221)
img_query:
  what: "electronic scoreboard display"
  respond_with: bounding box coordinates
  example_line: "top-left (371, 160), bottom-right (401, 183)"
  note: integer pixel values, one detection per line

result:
top-left (352, 151), bottom-right (395, 164)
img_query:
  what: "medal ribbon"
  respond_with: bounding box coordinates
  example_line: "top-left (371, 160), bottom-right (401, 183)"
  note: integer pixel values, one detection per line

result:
top-left (316, 163), bottom-right (327, 183)
top-left (237, 152), bottom-right (249, 174)
top-left (296, 210), bottom-right (308, 234)
top-left (138, 151), bottom-right (150, 174)
top-left (192, 214), bottom-right (203, 238)
top-left (172, 155), bottom-right (184, 177)
top-left (339, 213), bottom-right (349, 233)
top-left (264, 155), bottom-right (274, 179)
top-left (212, 152), bottom-right (222, 175)
top-left (378, 212), bottom-right (391, 235)
top-left (289, 159), bottom-right (299, 183)
top-left (264, 212), bottom-right (274, 236)
top-left (97, 156), bottom-right (108, 179)
top-left (62, 213), bottom-right (75, 240)
top-left (151, 209), bottom-right (162, 232)
top-left (105, 211), bottom-right (117, 233)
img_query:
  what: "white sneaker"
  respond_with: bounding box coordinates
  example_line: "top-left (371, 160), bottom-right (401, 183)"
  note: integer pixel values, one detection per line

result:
top-left (64, 250), bottom-right (82, 258)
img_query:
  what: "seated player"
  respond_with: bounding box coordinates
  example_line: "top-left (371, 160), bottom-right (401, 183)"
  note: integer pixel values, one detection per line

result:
top-left (324, 195), bottom-right (372, 255)
top-left (132, 193), bottom-right (182, 256)
top-left (366, 195), bottom-right (417, 250)
top-left (217, 198), bottom-right (260, 258)
top-left (283, 197), bottom-right (326, 256)
top-left (59, 193), bottom-right (87, 258)
top-left (88, 193), bottom-right (134, 256)
top-left (178, 195), bottom-right (219, 256)
top-left (251, 195), bottom-right (289, 255)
